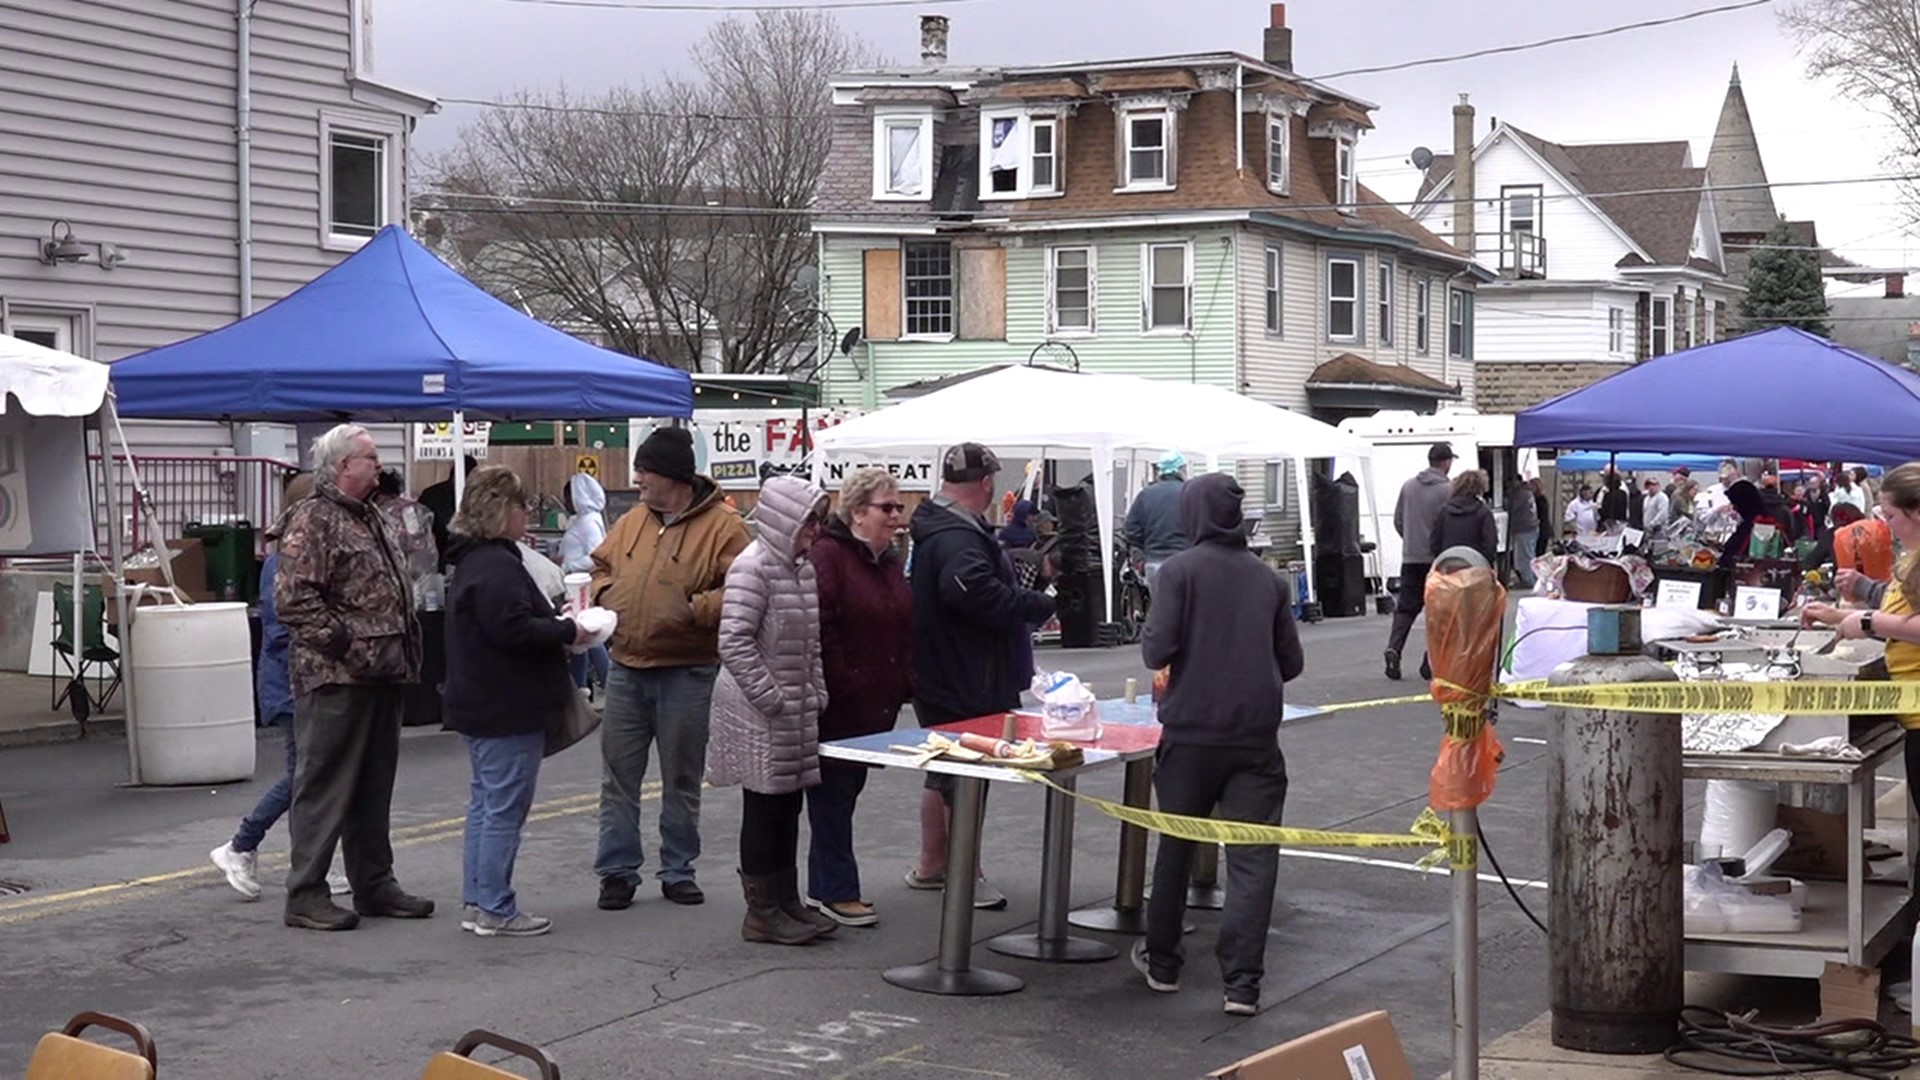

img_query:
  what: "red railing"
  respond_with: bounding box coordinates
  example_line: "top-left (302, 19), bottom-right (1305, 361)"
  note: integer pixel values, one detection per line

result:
top-left (91, 454), bottom-right (300, 557)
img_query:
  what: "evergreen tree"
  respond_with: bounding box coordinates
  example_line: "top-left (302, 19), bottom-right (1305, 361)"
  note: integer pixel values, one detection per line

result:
top-left (1738, 218), bottom-right (1831, 336)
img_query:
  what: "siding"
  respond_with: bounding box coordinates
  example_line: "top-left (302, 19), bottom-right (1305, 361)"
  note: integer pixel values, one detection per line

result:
top-left (1415, 134), bottom-right (1639, 282)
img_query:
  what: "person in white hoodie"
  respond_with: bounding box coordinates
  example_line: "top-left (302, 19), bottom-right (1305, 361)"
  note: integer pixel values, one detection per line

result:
top-left (561, 471), bottom-right (611, 697)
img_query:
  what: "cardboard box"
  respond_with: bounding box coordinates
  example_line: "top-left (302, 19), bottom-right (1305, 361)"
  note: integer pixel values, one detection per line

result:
top-left (1771, 804), bottom-right (1850, 882)
top-left (1819, 961), bottom-right (1880, 1022)
top-left (122, 538), bottom-right (209, 603)
top-left (1207, 1011), bottom-right (1412, 1080)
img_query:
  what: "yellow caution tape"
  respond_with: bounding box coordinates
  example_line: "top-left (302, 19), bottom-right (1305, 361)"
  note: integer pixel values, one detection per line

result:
top-left (1302, 677), bottom-right (1920, 718)
top-left (1027, 775), bottom-right (1477, 870)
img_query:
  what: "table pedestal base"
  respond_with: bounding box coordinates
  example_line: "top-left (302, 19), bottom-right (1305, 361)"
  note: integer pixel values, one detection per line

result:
top-left (987, 933), bottom-right (1116, 963)
top-left (883, 963), bottom-right (1024, 996)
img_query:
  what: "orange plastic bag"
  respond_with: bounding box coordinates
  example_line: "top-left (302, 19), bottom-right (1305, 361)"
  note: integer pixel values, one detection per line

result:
top-left (1835, 518), bottom-right (1894, 582)
top-left (1424, 564), bottom-right (1507, 811)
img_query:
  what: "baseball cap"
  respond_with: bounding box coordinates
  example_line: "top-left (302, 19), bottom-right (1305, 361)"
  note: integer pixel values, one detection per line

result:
top-left (1428, 442), bottom-right (1456, 465)
top-left (942, 442), bottom-right (1001, 483)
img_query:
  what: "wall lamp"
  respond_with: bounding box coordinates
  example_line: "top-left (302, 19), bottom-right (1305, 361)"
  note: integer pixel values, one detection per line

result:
top-left (38, 220), bottom-right (128, 270)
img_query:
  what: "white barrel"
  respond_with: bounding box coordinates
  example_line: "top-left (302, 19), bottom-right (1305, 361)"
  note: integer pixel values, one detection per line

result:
top-left (130, 601), bottom-right (256, 785)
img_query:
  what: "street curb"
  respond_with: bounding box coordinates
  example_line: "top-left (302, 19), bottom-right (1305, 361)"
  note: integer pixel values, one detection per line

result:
top-left (0, 716), bottom-right (125, 750)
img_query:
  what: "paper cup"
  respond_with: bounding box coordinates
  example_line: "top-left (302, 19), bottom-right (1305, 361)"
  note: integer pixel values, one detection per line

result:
top-left (562, 572), bottom-right (592, 613)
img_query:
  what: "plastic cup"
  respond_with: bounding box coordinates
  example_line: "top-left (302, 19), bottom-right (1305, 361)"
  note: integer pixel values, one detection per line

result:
top-left (563, 572), bottom-right (592, 613)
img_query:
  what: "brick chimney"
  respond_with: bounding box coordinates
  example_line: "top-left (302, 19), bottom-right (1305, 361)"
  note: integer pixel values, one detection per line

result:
top-left (1889, 273), bottom-right (1906, 299)
top-left (920, 14), bottom-right (949, 65)
top-left (1263, 4), bottom-right (1292, 71)
top-left (1452, 94), bottom-right (1476, 255)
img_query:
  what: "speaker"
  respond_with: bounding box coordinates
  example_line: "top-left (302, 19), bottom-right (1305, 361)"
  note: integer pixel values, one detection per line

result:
top-left (1051, 480), bottom-right (1099, 574)
top-left (1315, 553), bottom-right (1367, 618)
top-left (1055, 569), bottom-right (1105, 648)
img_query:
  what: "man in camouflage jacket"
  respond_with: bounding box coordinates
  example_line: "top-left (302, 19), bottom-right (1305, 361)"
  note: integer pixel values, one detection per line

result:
top-left (275, 424), bottom-right (430, 931)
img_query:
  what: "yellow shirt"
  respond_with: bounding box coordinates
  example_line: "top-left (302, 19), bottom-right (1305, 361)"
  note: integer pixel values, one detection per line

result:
top-left (1880, 563), bottom-right (1920, 729)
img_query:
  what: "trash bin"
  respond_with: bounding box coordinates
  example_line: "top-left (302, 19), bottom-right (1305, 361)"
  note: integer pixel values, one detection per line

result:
top-left (129, 601), bottom-right (256, 785)
top-left (182, 522), bottom-right (258, 602)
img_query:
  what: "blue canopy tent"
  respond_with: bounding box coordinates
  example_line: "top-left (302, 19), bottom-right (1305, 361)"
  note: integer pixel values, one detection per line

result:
top-left (1552, 451), bottom-right (1725, 474)
top-left (110, 225), bottom-right (692, 425)
top-left (1516, 327), bottom-right (1920, 464)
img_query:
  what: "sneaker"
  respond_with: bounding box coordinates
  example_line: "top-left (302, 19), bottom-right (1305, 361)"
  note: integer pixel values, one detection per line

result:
top-left (598, 876), bottom-right (636, 911)
top-left (902, 868), bottom-right (944, 891)
top-left (1383, 648), bottom-right (1402, 681)
top-left (971, 876), bottom-right (1008, 911)
top-left (326, 863), bottom-right (351, 897)
top-left (1224, 996), bottom-right (1259, 1016)
top-left (1419, 655), bottom-right (1433, 682)
top-left (210, 842), bottom-right (262, 900)
top-left (806, 896), bottom-right (879, 928)
top-left (1130, 940), bottom-right (1179, 993)
top-left (661, 879), bottom-right (705, 905)
top-left (472, 910), bottom-right (552, 938)
top-left (460, 904), bottom-right (479, 932)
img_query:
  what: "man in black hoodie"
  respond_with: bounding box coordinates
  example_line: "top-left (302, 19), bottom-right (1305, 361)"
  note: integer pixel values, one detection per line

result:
top-left (1136, 472), bottom-right (1304, 1016)
top-left (906, 443), bottom-right (1056, 909)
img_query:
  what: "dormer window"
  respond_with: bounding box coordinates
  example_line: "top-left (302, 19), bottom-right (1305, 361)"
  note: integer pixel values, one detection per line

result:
top-left (1336, 137), bottom-right (1356, 208)
top-left (980, 110), bottom-right (1063, 199)
top-left (873, 111), bottom-right (935, 201)
top-left (1266, 112), bottom-right (1291, 195)
top-left (1123, 109), bottom-right (1173, 190)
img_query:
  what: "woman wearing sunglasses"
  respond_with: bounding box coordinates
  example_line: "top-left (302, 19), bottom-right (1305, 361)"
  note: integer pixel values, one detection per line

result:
top-left (802, 469), bottom-right (915, 928)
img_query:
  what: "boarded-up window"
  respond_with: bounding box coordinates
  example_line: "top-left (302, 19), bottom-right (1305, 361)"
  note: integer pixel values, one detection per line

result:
top-left (957, 246), bottom-right (1007, 340)
top-left (863, 248), bottom-right (902, 340)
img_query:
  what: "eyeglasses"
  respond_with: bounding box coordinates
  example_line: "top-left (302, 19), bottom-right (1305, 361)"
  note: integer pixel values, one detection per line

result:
top-left (872, 501), bottom-right (908, 515)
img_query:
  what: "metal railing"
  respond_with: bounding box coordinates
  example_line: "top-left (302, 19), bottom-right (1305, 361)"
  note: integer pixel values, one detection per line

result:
top-left (91, 454), bottom-right (300, 557)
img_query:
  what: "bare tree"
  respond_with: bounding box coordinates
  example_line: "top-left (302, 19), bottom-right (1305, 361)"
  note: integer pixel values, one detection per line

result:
top-left (425, 12), bottom-right (879, 373)
top-left (1780, 0), bottom-right (1920, 222)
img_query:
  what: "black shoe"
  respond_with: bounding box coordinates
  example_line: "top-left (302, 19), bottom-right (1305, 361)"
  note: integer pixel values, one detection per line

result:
top-left (1384, 648), bottom-right (1402, 681)
top-left (598, 876), bottom-right (636, 911)
top-left (285, 903), bottom-right (360, 931)
top-left (353, 887), bottom-right (435, 919)
top-left (1419, 655), bottom-right (1433, 682)
top-left (662, 880), bottom-right (705, 906)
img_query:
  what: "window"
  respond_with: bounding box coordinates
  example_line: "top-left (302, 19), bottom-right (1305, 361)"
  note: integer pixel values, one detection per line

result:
top-left (1684, 294), bottom-right (1697, 349)
top-left (1335, 137), bottom-right (1356, 207)
top-left (1031, 117), bottom-right (1059, 194)
top-left (1448, 289), bottom-right (1472, 358)
top-left (1503, 185), bottom-right (1540, 235)
top-left (6, 312), bottom-right (78, 353)
top-left (902, 240), bottom-right (953, 337)
top-left (327, 131), bottom-right (386, 242)
top-left (1327, 256), bottom-right (1361, 341)
top-left (1264, 246), bottom-right (1283, 335)
top-left (1141, 242), bottom-right (1191, 332)
top-left (1125, 111), bottom-right (1170, 188)
top-left (981, 112), bottom-right (1063, 199)
top-left (986, 115), bottom-right (1021, 194)
top-left (873, 113), bottom-right (934, 200)
top-left (1415, 277), bottom-right (1431, 354)
top-left (1650, 295), bottom-right (1672, 357)
top-left (1501, 184), bottom-right (1544, 275)
top-left (1376, 262), bottom-right (1395, 347)
top-left (1048, 246), bottom-right (1094, 335)
top-left (1705, 300), bottom-right (1717, 343)
top-left (1266, 112), bottom-right (1290, 194)
top-left (1608, 307), bottom-right (1625, 355)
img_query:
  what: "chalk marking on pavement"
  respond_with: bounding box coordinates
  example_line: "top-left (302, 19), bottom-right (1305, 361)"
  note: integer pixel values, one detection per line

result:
top-left (0, 784), bottom-right (658, 925)
top-left (1278, 847), bottom-right (1548, 890)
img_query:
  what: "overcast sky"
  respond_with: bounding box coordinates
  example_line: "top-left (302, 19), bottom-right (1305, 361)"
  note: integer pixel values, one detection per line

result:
top-left (373, 0), bottom-right (1913, 280)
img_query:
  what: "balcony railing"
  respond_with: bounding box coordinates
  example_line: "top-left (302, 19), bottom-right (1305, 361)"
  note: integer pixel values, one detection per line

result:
top-left (1500, 230), bottom-right (1547, 278)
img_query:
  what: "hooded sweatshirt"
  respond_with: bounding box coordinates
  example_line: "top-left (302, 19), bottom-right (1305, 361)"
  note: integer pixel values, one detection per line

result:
top-left (1394, 468), bottom-right (1452, 563)
top-left (1428, 493), bottom-right (1498, 565)
top-left (1141, 473), bottom-right (1304, 748)
top-left (909, 496), bottom-right (1056, 721)
top-left (589, 476), bottom-right (751, 669)
top-left (559, 472), bottom-right (608, 573)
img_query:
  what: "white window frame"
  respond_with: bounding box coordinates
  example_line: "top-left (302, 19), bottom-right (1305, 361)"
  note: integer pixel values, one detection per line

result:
top-left (1684, 293), bottom-right (1697, 349)
top-left (901, 239), bottom-right (954, 340)
top-left (872, 111), bottom-right (936, 202)
top-left (979, 110), bottom-right (1064, 200)
top-left (1123, 109), bottom-right (1173, 191)
top-left (1265, 111), bottom-right (1290, 195)
top-left (1415, 276), bottom-right (1431, 354)
top-left (1607, 307), bottom-right (1625, 356)
top-left (319, 112), bottom-right (400, 252)
top-left (1651, 295), bottom-right (1672, 357)
top-left (1335, 136), bottom-right (1357, 207)
top-left (1140, 241), bottom-right (1193, 334)
top-left (1448, 288), bottom-right (1471, 359)
top-left (1264, 245), bottom-right (1283, 336)
top-left (1030, 115), bottom-right (1060, 196)
top-left (1046, 245), bottom-right (1096, 337)
top-left (1376, 260), bottom-right (1395, 347)
top-left (5, 310), bottom-right (80, 354)
top-left (1327, 255), bottom-right (1362, 343)
top-left (1705, 299), bottom-right (1717, 343)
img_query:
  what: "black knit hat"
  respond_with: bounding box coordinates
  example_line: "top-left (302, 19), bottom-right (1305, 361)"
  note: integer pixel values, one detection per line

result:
top-left (633, 426), bottom-right (697, 485)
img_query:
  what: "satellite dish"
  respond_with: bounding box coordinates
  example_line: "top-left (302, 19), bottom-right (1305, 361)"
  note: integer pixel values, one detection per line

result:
top-left (838, 327), bottom-right (864, 356)
top-left (1410, 146), bottom-right (1434, 170)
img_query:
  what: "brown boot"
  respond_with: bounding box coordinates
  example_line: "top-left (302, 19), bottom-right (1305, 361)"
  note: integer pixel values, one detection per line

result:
top-left (776, 866), bottom-right (836, 937)
top-left (739, 871), bottom-right (821, 945)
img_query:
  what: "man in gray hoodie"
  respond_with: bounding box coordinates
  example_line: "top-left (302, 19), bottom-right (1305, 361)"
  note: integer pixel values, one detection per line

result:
top-left (1384, 442), bottom-right (1454, 681)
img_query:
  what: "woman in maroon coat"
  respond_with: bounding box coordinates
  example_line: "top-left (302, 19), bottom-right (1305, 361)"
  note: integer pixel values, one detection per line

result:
top-left (803, 469), bottom-right (914, 927)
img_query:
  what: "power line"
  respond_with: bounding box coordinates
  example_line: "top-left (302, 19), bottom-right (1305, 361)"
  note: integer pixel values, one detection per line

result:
top-left (437, 95), bottom-right (821, 122)
top-left (497, 0), bottom-right (976, 10)
top-left (1306, 0), bottom-right (1773, 80)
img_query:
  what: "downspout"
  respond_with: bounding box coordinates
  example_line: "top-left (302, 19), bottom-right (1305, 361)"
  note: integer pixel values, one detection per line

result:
top-left (236, 0), bottom-right (256, 317)
top-left (1234, 62), bottom-right (1245, 174)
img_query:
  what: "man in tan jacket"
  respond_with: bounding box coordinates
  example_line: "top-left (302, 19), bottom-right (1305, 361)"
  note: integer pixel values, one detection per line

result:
top-left (591, 426), bottom-right (750, 910)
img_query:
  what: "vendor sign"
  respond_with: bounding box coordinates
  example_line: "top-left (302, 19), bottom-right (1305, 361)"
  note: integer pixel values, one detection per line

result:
top-left (631, 410), bottom-right (936, 492)
top-left (412, 421), bottom-right (492, 461)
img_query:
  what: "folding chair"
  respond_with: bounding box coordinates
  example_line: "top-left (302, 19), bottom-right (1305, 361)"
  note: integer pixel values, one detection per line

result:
top-left (421, 1030), bottom-right (560, 1080)
top-left (24, 1011), bottom-right (157, 1080)
top-left (50, 581), bottom-right (122, 718)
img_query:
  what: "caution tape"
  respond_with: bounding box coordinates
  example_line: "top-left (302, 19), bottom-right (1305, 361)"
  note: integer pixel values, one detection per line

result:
top-left (1026, 774), bottom-right (1477, 870)
top-left (1301, 676), bottom-right (1920, 718)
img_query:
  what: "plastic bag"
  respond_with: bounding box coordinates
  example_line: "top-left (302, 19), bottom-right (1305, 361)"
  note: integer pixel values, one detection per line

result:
top-left (1683, 863), bottom-right (1800, 934)
top-left (1424, 564), bottom-right (1507, 811)
top-left (565, 606), bottom-right (619, 654)
top-left (1031, 670), bottom-right (1101, 741)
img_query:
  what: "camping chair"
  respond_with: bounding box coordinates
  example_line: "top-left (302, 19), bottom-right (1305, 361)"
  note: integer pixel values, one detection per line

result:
top-left (24, 1011), bottom-right (157, 1080)
top-left (421, 1030), bottom-right (560, 1080)
top-left (50, 581), bottom-right (121, 719)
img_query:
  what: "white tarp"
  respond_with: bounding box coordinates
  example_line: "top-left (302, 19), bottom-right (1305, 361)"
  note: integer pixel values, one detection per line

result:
top-left (0, 333), bottom-right (111, 416)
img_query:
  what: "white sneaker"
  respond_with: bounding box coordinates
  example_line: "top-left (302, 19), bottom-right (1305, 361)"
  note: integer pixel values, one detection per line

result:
top-left (473, 910), bottom-right (552, 937)
top-left (326, 862), bottom-right (350, 896)
top-left (210, 842), bottom-right (262, 900)
top-left (461, 904), bottom-right (479, 932)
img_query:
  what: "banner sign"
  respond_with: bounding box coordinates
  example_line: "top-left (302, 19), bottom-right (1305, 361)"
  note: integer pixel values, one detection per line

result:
top-left (631, 410), bottom-right (936, 492)
top-left (412, 421), bottom-right (492, 461)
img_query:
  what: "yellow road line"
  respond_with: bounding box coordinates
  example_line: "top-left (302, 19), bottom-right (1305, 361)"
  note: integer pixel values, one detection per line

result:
top-left (0, 784), bottom-right (657, 925)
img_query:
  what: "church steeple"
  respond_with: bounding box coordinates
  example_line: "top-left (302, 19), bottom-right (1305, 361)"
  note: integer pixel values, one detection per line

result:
top-left (1707, 62), bottom-right (1778, 235)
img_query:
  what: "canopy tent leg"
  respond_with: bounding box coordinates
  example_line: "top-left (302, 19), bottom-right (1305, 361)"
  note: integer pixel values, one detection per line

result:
top-left (1292, 456), bottom-right (1316, 616)
top-left (1358, 456), bottom-right (1386, 597)
top-left (1093, 444), bottom-right (1116, 636)
top-left (451, 410), bottom-right (468, 503)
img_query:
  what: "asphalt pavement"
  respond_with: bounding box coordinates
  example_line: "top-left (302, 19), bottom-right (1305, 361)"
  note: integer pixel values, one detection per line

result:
top-left (0, 610), bottom-right (1639, 1078)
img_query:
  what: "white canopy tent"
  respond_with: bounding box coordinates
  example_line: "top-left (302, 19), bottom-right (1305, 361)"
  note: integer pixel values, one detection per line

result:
top-left (809, 365), bottom-right (1380, 608)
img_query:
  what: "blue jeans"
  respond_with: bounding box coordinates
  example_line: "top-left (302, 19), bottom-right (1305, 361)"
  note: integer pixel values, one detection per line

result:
top-left (570, 644), bottom-right (611, 690)
top-left (1510, 530), bottom-right (1540, 586)
top-left (594, 662), bottom-right (717, 886)
top-left (805, 764), bottom-right (870, 902)
top-left (232, 712), bottom-right (296, 853)
top-left (462, 732), bottom-right (545, 918)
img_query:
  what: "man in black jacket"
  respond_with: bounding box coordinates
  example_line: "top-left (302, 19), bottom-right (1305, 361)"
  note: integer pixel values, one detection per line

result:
top-left (906, 443), bottom-right (1056, 910)
top-left (1135, 472), bottom-right (1304, 1016)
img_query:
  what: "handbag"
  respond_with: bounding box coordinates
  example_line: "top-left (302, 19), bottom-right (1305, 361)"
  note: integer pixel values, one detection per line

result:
top-left (544, 688), bottom-right (600, 758)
